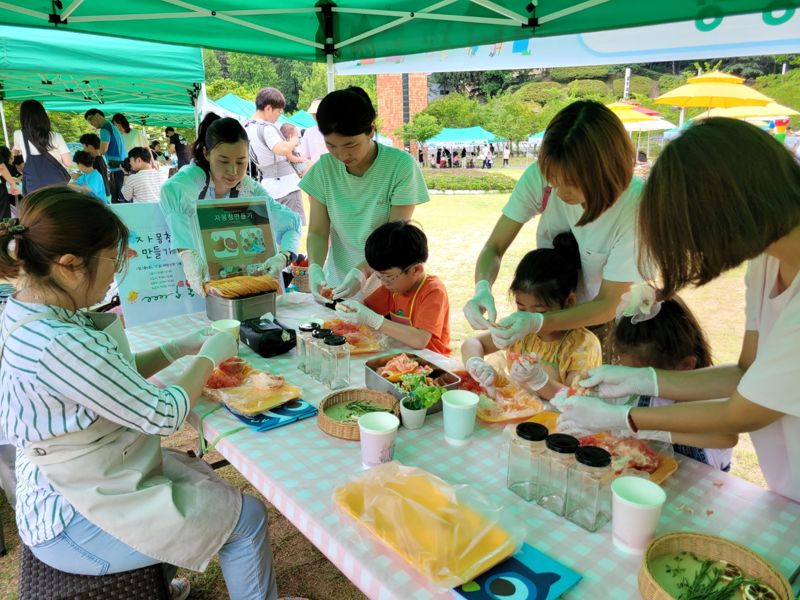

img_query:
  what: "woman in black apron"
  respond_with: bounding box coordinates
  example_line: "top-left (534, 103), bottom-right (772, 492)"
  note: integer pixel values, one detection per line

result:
top-left (12, 100), bottom-right (71, 194)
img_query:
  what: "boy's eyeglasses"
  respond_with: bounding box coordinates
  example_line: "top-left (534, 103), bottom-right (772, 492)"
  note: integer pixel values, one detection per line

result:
top-left (376, 264), bottom-right (416, 284)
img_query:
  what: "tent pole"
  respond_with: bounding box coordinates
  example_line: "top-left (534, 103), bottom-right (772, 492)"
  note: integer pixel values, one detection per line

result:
top-left (326, 54), bottom-right (335, 93)
top-left (0, 100), bottom-right (8, 146)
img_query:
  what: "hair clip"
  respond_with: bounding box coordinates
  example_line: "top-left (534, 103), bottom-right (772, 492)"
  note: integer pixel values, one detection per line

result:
top-left (616, 282), bottom-right (662, 324)
top-left (0, 218), bottom-right (28, 235)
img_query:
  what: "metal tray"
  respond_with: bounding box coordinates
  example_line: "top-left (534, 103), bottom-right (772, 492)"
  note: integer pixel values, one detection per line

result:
top-left (364, 352), bottom-right (461, 414)
top-left (205, 292), bottom-right (277, 322)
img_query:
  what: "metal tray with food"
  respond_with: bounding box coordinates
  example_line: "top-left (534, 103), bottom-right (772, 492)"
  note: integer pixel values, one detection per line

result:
top-left (364, 352), bottom-right (461, 414)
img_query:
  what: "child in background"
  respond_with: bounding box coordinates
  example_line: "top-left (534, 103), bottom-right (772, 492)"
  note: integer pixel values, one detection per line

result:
top-left (79, 133), bottom-right (111, 198)
top-left (71, 151), bottom-right (108, 203)
top-left (336, 221), bottom-right (451, 354)
top-left (279, 123), bottom-right (308, 177)
top-left (461, 232), bottom-right (601, 400)
top-left (614, 294), bottom-right (736, 470)
top-left (121, 147), bottom-right (162, 203)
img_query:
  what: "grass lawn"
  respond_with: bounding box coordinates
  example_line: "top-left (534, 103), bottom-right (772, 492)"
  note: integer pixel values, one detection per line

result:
top-left (0, 162), bottom-right (764, 598)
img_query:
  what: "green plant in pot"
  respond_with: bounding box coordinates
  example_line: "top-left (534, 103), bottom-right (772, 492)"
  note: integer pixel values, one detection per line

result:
top-left (398, 374), bottom-right (444, 429)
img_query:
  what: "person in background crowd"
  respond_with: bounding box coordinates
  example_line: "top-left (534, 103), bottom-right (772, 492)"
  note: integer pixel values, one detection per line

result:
top-left (71, 150), bottom-right (108, 203)
top-left (298, 97), bottom-right (327, 167)
top-left (279, 122), bottom-right (309, 189)
top-left (245, 87), bottom-right (306, 225)
top-left (300, 86), bottom-right (429, 302)
top-left (160, 113), bottom-right (301, 295)
top-left (165, 127), bottom-right (190, 168)
top-left (79, 133), bottom-right (112, 199)
top-left (503, 145), bottom-right (510, 167)
top-left (121, 147), bottom-right (163, 203)
top-left (84, 108), bottom-right (126, 203)
top-left (12, 99), bottom-right (72, 194)
top-left (112, 113), bottom-right (149, 153)
top-left (0, 147), bottom-right (21, 219)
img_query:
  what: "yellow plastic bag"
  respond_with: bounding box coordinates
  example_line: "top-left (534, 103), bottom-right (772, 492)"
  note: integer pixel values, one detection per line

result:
top-left (333, 462), bottom-right (522, 588)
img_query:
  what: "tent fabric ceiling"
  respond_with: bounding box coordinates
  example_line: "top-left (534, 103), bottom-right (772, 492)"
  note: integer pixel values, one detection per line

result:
top-left (0, 1), bottom-right (792, 64)
top-left (0, 24), bottom-right (203, 106)
top-left (43, 100), bottom-right (197, 127)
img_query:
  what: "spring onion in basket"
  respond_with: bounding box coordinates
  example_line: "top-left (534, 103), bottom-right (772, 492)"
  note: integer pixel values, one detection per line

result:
top-left (676, 560), bottom-right (756, 600)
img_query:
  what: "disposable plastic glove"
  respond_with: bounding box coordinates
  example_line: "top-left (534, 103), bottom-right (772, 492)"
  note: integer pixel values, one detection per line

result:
top-left (262, 253), bottom-right (288, 278)
top-left (463, 280), bottom-right (497, 330)
top-left (579, 365), bottom-right (659, 398)
top-left (160, 328), bottom-right (211, 362)
top-left (197, 331), bottom-right (239, 368)
top-left (465, 356), bottom-right (497, 390)
top-left (489, 312), bottom-right (544, 349)
top-left (179, 249), bottom-right (208, 297)
top-left (336, 300), bottom-right (384, 330)
top-left (509, 354), bottom-right (549, 392)
top-left (332, 267), bottom-right (366, 299)
top-left (552, 393), bottom-right (633, 434)
top-left (308, 263), bottom-right (329, 304)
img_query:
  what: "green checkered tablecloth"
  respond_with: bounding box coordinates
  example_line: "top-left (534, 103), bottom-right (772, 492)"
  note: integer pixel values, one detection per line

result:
top-left (127, 293), bottom-right (800, 599)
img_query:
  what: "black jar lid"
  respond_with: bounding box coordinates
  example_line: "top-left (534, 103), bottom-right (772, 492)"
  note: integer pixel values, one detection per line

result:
top-left (299, 322), bottom-right (320, 332)
top-left (575, 446), bottom-right (612, 468)
top-left (323, 335), bottom-right (347, 346)
top-left (312, 328), bottom-right (333, 339)
top-left (516, 422), bottom-right (548, 442)
top-left (545, 433), bottom-right (580, 454)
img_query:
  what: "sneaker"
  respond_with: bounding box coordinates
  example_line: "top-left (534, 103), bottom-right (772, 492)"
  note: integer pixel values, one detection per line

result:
top-left (169, 576), bottom-right (191, 600)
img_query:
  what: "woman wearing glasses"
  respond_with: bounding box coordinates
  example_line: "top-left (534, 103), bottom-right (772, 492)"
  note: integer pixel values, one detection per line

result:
top-left (0, 187), bottom-right (286, 600)
top-left (300, 87), bottom-right (429, 302)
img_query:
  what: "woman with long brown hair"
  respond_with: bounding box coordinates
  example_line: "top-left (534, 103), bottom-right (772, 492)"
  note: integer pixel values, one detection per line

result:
top-left (554, 118), bottom-right (800, 501)
top-left (12, 99), bottom-right (72, 194)
top-left (463, 100), bottom-right (643, 379)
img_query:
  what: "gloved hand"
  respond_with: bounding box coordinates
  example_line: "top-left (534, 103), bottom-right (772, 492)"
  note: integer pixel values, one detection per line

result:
top-left (489, 312), bottom-right (544, 349)
top-left (308, 263), bottom-right (329, 304)
top-left (552, 393), bottom-right (633, 434)
top-left (262, 253), bottom-right (288, 279)
top-left (463, 280), bottom-right (497, 330)
top-left (332, 267), bottom-right (366, 299)
top-left (579, 365), bottom-right (659, 398)
top-left (509, 354), bottom-right (549, 392)
top-left (197, 331), bottom-right (238, 368)
top-left (160, 328), bottom-right (211, 362)
top-left (179, 249), bottom-right (208, 297)
top-left (336, 300), bottom-right (384, 330)
top-left (465, 356), bottom-right (497, 390)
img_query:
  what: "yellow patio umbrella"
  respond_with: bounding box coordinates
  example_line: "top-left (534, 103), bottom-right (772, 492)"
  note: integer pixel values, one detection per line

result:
top-left (655, 81), bottom-right (773, 109)
top-left (606, 102), bottom-right (656, 123)
top-left (695, 102), bottom-right (800, 120)
top-left (687, 71), bottom-right (744, 84)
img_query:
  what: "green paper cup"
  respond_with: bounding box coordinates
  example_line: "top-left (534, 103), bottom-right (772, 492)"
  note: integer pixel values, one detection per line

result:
top-left (442, 390), bottom-right (479, 447)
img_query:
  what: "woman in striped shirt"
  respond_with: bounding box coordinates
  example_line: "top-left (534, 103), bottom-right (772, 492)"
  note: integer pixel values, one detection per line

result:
top-left (0, 187), bottom-right (281, 600)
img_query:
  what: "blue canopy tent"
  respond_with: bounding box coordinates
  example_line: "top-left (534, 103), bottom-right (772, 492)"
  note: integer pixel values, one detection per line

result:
top-left (426, 126), bottom-right (502, 147)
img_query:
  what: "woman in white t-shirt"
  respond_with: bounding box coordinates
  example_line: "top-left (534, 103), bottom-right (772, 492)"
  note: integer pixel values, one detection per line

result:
top-left (554, 118), bottom-right (800, 502)
top-left (112, 113), bottom-right (149, 153)
top-left (12, 99), bottom-right (72, 194)
top-left (465, 100), bottom-right (642, 349)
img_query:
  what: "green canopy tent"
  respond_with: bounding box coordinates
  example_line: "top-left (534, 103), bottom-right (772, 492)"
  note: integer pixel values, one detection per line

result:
top-left (0, 1), bottom-right (789, 92)
top-left (0, 23), bottom-right (204, 139)
top-left (43, 101), bottom-right (197, 128)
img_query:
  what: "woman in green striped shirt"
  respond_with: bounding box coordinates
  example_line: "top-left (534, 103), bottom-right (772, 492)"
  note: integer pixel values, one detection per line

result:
top-left (300, 87), bottom-right (430, 301)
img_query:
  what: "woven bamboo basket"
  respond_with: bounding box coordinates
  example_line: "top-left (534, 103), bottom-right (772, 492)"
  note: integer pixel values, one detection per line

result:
top-left (291, 265), bottom-right (310, 293)
top-left (638, 532), bottom-right (792, 599)
top-left (317, 389), bottom-right (399, 441)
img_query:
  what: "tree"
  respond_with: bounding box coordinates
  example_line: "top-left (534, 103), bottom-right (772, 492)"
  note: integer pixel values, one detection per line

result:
top-left (273, 58), bottom-right (313, 112)
top-left (423, 93), bottom-right (480, 128)
top-left (227, 53), bottom-right (279, 90)
top-left (296, 63), bottom-right (377, 113)
top-left (203, 49), bottom-right (222, 81)
top-left (205, 79), bottom-right (259, 102)
top-left (485, 95), bottom-right (536, 143)
top-left (396, 113), bottom-right (441, 145)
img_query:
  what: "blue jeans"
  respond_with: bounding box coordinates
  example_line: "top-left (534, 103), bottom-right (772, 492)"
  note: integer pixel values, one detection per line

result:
top-left (31, 494), bottom-right (277, 600)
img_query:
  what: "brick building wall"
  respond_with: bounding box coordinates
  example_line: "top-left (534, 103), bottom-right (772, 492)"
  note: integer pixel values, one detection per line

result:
top-left (376, 73), bottom-right (428, 157)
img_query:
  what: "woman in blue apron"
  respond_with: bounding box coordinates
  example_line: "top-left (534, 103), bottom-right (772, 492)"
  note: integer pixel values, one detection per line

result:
top-left (0, 187), bottom-right (282, 600)
top-left (161, 113), bottom-right (301, 295)
top-left (12, 100), bottom-right (71, 194)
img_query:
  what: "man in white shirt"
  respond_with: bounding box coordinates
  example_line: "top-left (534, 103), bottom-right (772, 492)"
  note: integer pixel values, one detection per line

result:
top-left (121, 147), bottom-right (163, 203)
top-left (298, 97), bottom-right (327, 166)
top-left (244, 87), bottom-right (306, 223)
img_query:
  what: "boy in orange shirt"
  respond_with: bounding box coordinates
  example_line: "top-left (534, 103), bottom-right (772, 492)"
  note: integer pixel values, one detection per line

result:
top-left (336, 221), bottom-right (451, 355)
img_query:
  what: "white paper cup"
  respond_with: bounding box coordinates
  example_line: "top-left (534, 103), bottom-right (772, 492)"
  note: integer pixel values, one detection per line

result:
top-left (211, 319), bottom-right (241, 339)
top-left (611, 476), bottom-right (667, 554)
top-left (442, 390), bottom-right (479, 447)
top-left (358, 412), bottom-right (400, 469)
